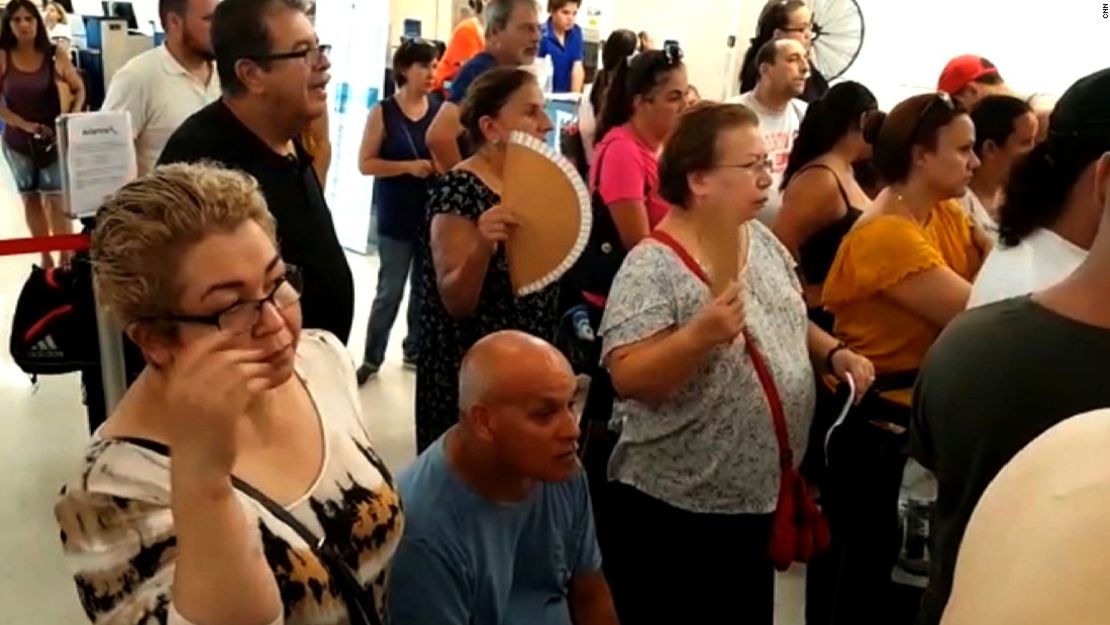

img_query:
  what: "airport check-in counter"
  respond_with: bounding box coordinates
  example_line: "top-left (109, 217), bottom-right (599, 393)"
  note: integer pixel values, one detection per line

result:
top-left (76, 16), bottom-right (152, 110)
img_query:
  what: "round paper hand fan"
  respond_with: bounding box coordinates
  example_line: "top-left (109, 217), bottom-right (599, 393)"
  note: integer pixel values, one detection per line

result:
top-left (503, 130), bottom-right (592, 296)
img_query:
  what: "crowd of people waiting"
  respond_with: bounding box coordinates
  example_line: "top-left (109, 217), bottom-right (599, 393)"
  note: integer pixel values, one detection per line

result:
top-left (4, 0), bottom-right (1106, 623)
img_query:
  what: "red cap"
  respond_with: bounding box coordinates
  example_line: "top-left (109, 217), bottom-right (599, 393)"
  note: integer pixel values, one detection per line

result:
top-left (937, 55), bottom-right (1000, 95)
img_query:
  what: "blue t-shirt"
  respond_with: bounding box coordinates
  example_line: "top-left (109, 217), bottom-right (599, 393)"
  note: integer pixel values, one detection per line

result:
top-left (388, 436), bottom-right (603, 625)
top-left (539, 21), bottom-right (584, 93)
top-left (449, 52), bottom-right (499, 103)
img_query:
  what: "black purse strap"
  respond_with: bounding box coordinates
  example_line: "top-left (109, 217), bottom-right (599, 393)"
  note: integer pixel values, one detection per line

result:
top-left (114, 437), bottom-right (382, 625)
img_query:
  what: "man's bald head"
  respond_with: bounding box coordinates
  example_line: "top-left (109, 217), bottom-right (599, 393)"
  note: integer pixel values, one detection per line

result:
top-left (455, 331), bottom-right (581, 483)
top-left (944, 409), bottom-right (1110, 625)
top-left (458, 330), bottom-right (574, 414)
top-left (755, 38), bottom-right (806, 73)
top-left (755, 37), bottom-right (808, 98)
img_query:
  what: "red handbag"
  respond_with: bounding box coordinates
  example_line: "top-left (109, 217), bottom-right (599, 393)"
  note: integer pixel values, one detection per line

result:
top-left (745, 333), bottom-right (831, 571)
top-left (649, 231), bottom-right (831, 571)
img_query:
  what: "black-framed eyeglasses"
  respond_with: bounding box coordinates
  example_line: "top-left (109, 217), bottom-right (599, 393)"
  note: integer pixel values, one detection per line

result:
top-left (145, 266), bottom-right (304, 334)
top-left (717, 156), bottom-right (774, 174)
top-left (246, 44), bottom-right (332, 67)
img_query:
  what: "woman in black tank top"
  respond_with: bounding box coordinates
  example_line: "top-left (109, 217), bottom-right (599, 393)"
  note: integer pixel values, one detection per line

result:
top-left (773, 82), bottom-right (883, 331)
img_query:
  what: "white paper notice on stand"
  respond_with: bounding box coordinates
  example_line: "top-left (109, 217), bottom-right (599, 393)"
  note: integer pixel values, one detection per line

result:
top-left (61, 111), bottom-right (136, 218)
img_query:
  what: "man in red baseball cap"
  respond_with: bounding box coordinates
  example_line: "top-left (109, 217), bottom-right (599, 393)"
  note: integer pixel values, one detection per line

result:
top-left (938, 54), bottom-right (1011, 109)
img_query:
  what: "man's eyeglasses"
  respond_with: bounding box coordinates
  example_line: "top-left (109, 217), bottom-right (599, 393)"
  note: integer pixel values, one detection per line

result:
top-left (146, 266), bottom-right (304, 334)
top-left (718, 156), bottom-right (774, 174)
top-left (247, 44), bottom-right (332, 67)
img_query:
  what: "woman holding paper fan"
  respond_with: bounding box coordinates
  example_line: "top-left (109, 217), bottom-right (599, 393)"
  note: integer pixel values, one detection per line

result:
top-left (598, 103), bottom-right (873, 625)
top-left (414, 67), bottom-right (560, 451)
top-left (0, 0), bottom-right (85, 269)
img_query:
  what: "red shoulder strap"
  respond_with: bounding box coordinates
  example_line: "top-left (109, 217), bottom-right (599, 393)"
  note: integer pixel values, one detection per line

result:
top-left (648, 231), bottom-right (711, 285)
top-left (648, 229), bottom-right (793, 468)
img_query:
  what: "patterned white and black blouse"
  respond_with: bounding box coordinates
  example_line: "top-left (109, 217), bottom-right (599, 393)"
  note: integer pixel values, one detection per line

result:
top-left (54, 331), bottom-right (403, 625)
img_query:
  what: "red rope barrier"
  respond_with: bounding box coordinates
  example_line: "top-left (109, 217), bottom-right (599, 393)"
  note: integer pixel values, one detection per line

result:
top-left (0, 234), bottom-right (90, 256)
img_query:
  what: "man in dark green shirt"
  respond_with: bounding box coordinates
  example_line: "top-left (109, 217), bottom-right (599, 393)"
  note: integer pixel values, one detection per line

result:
top-left (911, 67), bottom-right (1110, 625)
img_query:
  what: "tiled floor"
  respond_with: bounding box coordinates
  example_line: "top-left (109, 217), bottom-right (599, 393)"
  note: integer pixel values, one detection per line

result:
top-left (0, 166), bottom-right (806, 623)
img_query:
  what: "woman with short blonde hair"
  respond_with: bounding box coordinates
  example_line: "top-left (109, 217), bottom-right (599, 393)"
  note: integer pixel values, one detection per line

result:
top-left (55, 163), bottom-right (402, 625)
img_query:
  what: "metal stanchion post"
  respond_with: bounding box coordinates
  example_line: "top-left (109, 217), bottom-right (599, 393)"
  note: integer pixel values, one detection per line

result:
top-left (57, 110), bottom-right (137, 416)
top-left (92, 279), bottom-right (126, 416)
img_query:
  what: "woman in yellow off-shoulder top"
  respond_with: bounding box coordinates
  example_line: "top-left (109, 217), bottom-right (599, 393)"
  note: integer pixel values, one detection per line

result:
top-left (812, 92), bottom-right (989, 625)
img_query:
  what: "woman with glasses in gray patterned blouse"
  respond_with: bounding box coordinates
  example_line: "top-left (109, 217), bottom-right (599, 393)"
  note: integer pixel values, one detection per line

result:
top-left (598, 103), bottom-right (873, 625)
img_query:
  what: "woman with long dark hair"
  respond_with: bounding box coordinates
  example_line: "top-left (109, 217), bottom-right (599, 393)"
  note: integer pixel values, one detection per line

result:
top-left (592, 47), bottom-right (687, 252)
top-left (564, 48), bottom-right (687, 571)
top-left (739, 0), bottom-right (828, 102)
top-left (960, 94), bottom-right (1037, 239)
top-left (967, 91), bottom-right (1109, 308)
top-left (773, 81), bottom-right (882, 329)
top-left (0, 0), bottom-right (84, 269)
top-left (577, 28), bottom-right (637, 163)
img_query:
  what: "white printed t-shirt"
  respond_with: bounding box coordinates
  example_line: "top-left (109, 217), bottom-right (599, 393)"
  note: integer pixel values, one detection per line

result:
top-left (728, 91), bottom-right (807, 225)
top-left (101, 46), bottom-right (222, 175)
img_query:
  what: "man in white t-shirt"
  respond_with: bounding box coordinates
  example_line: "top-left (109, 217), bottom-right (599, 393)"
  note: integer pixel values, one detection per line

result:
top-left (101, 0), bottom-right (221, 175)
top-left (728, 38), bottom-right (808, 224)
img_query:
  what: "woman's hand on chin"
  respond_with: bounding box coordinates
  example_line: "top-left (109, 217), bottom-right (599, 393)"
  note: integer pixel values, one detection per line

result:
top-left (160, 330), bottom-right (273, 478)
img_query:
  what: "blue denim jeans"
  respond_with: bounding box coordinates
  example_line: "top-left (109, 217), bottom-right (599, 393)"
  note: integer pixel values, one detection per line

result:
top-left (3, 142), bottom-right (62, 193)
top-left (363, 235), bottom-right (421, 367)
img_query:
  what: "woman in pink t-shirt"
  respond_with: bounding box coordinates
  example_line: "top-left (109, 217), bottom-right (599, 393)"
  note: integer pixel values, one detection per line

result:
top-left (591, 47), bottom-right (689, 249)
top-left (569, 48), bottom-right (688, 564)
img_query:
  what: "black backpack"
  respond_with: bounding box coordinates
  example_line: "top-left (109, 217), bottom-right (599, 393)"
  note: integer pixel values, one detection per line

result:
top-left (9, 260), bottom-right (99, 376)
top-left (560, 141), bottom-right (638, 303)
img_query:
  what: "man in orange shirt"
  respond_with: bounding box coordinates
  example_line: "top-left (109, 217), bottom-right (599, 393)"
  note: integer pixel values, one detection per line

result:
top-left (434, 0), bottom-right (488, 93)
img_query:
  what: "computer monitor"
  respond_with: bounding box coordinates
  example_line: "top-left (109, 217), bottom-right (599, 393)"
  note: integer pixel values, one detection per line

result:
top-left (101, 1), bottom-right (138, 29)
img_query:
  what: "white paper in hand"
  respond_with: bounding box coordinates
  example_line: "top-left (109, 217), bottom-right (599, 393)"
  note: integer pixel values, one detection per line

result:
top-left (824, 373), bottom-right (856, 466)
top-left (62, 111), bottom-right (137, 218)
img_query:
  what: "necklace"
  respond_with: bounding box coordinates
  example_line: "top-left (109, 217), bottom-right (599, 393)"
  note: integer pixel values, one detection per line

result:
top-left (894, 192), bottom-right (933, 228)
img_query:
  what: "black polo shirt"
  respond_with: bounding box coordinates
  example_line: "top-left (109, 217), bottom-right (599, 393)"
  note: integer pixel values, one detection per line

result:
top-left (158, 99), bottom-right (354, 343)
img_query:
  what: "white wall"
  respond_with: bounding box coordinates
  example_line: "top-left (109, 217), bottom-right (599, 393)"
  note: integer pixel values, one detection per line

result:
top-left (595, 0), bottom-right (1107, 109)
top-left (839, 0), bottom-right (1106, 110)
top-left (607, 0), bottom-right (753, 101)
top-left (388, 0), bottom-right (455, 43)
